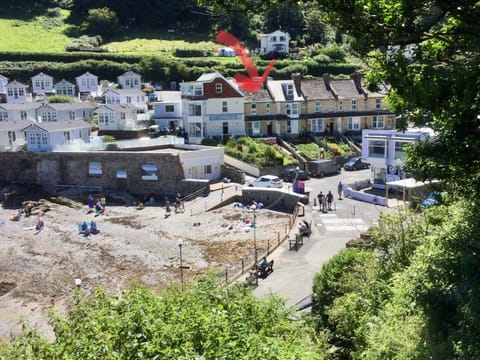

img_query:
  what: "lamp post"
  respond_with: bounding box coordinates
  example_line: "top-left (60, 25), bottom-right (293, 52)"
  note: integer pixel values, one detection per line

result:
top-left (293, 166), bottom-right (300, 193)
top-left (178, 239), bottom-right (184, 291)
top-left (252, 204), bottom-right (258, 286)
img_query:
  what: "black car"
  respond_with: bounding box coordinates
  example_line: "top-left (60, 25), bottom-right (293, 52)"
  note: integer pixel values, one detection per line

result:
top-left (282, 168), bottom-right (310, 182)
top-left (343, 157), bottom-right (370, 171)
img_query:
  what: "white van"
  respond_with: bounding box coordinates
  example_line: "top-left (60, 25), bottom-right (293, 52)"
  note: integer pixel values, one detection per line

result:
top-left (308, 160), bottom-right (342, 177)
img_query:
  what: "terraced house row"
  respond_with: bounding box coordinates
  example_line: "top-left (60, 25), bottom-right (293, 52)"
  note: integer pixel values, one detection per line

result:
top-left (180, 72), bottom-right (396, 144)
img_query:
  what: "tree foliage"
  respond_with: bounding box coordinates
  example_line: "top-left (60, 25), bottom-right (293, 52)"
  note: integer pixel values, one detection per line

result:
top-left (0, 275), bottom-right (325, 359)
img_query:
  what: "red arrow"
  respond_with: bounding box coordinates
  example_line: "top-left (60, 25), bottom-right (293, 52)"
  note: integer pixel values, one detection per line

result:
top-left (216, 31), bottom-right (275, 93)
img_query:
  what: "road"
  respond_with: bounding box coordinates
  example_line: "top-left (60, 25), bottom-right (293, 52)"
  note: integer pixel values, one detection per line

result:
top-left (253, 168), bottom-right (394, 308)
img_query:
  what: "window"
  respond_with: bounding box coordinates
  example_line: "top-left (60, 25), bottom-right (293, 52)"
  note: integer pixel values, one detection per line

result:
top-left (165, 104), bottom-right (174, 112)
top-left (368, 140), bottom-right (386, 158)
top-left (266, 103), bottom-right (271, 114)
top-left (329, 101), bottom-right (334, 112)
top-left (0, 111), bottom-right (7, 121)
top-left (372, 115), bottom-right (384, 128)
top-left (216, 83), bottom-right (223, 94)
top-left (120, 112), bottom-right (126, 120)
top-left (375, 99), bottom-right (382, 109)
top-left (351, 99), bottom-right (357, 110)
top-left (194, 85), bottom-right (203, 96)
top-left (315, 101), bottom-right (321, 112)
top-left (286, 120), bottom-right (292, 134)
top-left (188, 104), bottom-right (202, 116)
top-left (116, 170), bottom-right (127, 179)
top-left (222, 121), bottom-right (229, 135)
top-left (222, 101), bottom-right (228, 113)
top-left (69, 111), bottom-right (75, 120)
top-left (141, 164), bottom-right (158, 181)
top-left (21, 111), bottom-right (27, 120)
top-left (338, 100), bottom-right (343, 111)
top-left (39, 111), bottom-right (56, 122)
top-left (311, 119), bottom-right (325, 133)
top-left (189, 122), bottom-right (202, 137)
top-left (64, 131), bottom-right (70, 142)
top-left (252, 121), bottom-right (261, 135)
top-left (347, 117), bottom-right (361, 130)
top-left (285, 103), bottom-right (299, 116)
top-left (251, 103), bottom-right (257, 115)
top-left (395, 141), bottom-right (408, 160)
top-left (88, 162), bottom-right (102, 176)
top-left (204, 165), bottom-right (212, 174)
top-left (286, 84), bottom-right (294, 97)
top-left (126, 96), bottom-right (132, 103)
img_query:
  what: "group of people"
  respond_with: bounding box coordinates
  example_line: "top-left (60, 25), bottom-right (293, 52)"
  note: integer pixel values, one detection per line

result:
top-left (10, 203), bottom-right (34, 222)
top-left (87, 195), bottom-right (106, 216)
top-left (317, 181), bottom-right (344, 213)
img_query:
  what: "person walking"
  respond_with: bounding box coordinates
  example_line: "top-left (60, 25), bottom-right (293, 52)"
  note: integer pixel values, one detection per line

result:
top-left (337, 181), bottom-right (344, 200)
top-left (326, 190), bottom-right (334, 210)
top-left (318, 191), bottom-right (325, 212)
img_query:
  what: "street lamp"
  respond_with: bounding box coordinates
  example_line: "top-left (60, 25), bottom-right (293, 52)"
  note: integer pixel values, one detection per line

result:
top-left (178, 239), bottom-right (184, 291)
top-left (252, 204), bottom-right (258, 286)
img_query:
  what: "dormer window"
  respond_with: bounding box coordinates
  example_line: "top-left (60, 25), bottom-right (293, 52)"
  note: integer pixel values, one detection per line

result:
top-left (339, 100), bottom-right (343, 111)
top-left (286, 84), bottom-right (294, 97)
top-left (216, 83), bottom-right (223, 94)
top-left (251, 103), bottom-right (257, 115)
top-left (375, 99), bottom-right (382, 109)
top-left (315, 101), bottom-right (321, 112)
top-left (329, 101), bottom-right (334, 112)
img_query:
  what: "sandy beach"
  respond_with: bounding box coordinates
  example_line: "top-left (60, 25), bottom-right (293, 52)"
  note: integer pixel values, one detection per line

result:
top-left (0, 191), bottom-right (292, 341)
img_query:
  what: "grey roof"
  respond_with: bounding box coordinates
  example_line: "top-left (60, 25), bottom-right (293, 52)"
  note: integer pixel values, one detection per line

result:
top-left (40, 102), bottom-right (95, 111)
top-left (105, 88), bottom-right (145, 95)
top-left (95, 103), bottom-right (138, 112)
top-left (0, 120), bottom-right (33, 131)
top-left (0, 103), bottom-right (42, 111)
top-left (23, 120), bottom-right (92, 132)
top-left (196, 72), bottom-right (223, 82)
top-left (330, 78), bottom-right (366, 99)
top-left (242, 88), bottom-right (272, 102)
top-left (118, 71), bottom-right (141, 78)
top-left (300, 79), bottom-right (336, 100)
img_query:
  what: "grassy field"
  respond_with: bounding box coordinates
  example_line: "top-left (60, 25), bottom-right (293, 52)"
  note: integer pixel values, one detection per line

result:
top-left (0, 8), bottom-right (72, 52)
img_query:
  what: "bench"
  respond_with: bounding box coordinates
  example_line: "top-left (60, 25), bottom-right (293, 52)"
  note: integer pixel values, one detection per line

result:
top-left (256, 260), bottom-right (274, 279)
top-left (289, 234), bottom-right (304, 251)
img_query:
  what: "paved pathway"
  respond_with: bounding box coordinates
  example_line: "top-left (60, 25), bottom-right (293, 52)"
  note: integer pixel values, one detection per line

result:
top-left (253, 196), bottom-right (392, 308)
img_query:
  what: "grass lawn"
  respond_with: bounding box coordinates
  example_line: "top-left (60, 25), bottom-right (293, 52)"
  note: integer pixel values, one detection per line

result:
top-left (0, 8), bottom-right (73, 52)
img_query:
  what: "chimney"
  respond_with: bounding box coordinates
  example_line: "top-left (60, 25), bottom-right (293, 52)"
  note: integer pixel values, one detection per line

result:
top-left (291, 73), bottom-right (301, 94)
top-left (323, 73), bottom-right (338, 100)
top-left (350, 71), bottom-right (367, 98)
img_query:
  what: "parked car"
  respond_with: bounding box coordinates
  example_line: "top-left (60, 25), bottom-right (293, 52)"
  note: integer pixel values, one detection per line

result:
top-left (248, 175), bottom-right (283, 188)
top-left (343, 157), bottom-right (370, 171)
top-left (308, 160), bottom-right (341, 177)
top-left (282, 168), bottom-right (310, 182)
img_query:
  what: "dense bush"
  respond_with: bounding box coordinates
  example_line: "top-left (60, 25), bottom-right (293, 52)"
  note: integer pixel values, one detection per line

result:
top-left (0, 275), bottom-right (325, 359)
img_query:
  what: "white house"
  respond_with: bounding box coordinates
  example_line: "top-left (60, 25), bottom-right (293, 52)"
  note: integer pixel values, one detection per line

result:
top-left (259, 30), bottom-right (290, 54)
top-left (178, 144), bottom-right (224, 181)
top-left (152, 91), bottom-right (183, 130)
top-left (0, 120), bottom-right (31, 151)
top-left (31, 72), bottom-right (54, 95)
top-left (23, 120), bottom-right (92, 152)
top-left (216, 47), bottom-right (236, 57)
top-left (75, 72), bottom-right (99, 98)
top-left (36, 103), bottom-right (95, 122)
top-left (95, 103), bottom-right (138, 131)
top-left (6, 81), bottom-right (28, 104)
top-left (0, 103), bottom-right (42, 122)
top-left (181, 72), bottom-right (246, 144)
top-left (103, 88), bottom-right (148, 113)
top-left (0, 75), bottom-right (8, 95)
top-left (54, 79), bottom-right (76, 97)
top-left (117, 71), bottom-right (142, 90)
top-left (362, 128), bottom-right (435, 188)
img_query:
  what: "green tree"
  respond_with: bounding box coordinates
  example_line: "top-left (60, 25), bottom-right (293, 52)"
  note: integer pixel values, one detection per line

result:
top-left (84, 7), bottom-right (119, 38)
top-left (0, 275), bottom-right (326, 359)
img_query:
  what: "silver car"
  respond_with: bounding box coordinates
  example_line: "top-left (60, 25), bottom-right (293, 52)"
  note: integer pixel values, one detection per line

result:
top-left (248, 175), bottom-right (283, 188)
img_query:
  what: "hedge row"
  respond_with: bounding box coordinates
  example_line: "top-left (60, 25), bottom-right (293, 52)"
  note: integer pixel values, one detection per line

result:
top-left (0, 57), bottom-right (360, 85)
